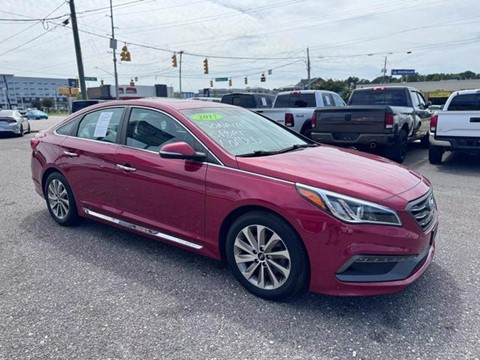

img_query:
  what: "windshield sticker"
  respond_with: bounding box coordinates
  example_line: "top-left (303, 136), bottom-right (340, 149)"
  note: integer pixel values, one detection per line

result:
top-left (93, 112), bottom-right (113, 138)
top-left (191, 113), bottom-right (223, 121)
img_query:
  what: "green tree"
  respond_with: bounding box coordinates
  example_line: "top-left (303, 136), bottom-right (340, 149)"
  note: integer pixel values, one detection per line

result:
top-left (41, 97), bottom-right (54, 111)
top-left (30, 99), bottom-right (41, 109)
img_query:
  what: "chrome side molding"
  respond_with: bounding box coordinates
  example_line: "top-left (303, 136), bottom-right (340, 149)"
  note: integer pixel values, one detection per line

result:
top-left (83, 208), bottom-right (203, 250)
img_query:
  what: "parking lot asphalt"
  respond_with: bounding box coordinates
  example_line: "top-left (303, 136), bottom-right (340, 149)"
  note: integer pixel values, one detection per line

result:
top-left (0, 134), bottom-right (479, 360)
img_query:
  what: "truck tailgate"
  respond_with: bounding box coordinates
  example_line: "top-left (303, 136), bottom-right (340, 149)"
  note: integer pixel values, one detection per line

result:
top-left (314, 106), bottom-right (389, 135)
top-left (436, 111), bottom-right (480, 138)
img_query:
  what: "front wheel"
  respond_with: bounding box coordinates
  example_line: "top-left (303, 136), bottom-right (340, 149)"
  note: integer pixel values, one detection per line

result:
top-left (44, 172), bottom-right (79, 226)
top-left (225, 211), bottom-right (309, 300)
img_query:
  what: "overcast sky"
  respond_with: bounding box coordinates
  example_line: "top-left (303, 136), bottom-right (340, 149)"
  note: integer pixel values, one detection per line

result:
top-left (1, 0), bottom-right (479, 92)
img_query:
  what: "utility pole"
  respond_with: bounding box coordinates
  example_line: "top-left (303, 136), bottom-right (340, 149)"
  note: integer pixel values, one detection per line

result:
top-left (178, 50), bottom-right (184, 98)
top-left (306, 47), bottom-right (311, 90)
top-left (109, 0), bottom-right (119, 100)
top-left (68, 0), bottom-right (87, 100)
top-left (382, 55), bottom-right (387, 84)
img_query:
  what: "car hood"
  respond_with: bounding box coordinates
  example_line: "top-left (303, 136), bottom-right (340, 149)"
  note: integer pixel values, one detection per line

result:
top-left (235, 145), bottom-right (424, 203)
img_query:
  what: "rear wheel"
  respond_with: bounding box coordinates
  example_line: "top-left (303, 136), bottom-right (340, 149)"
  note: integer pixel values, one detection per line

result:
top-left (385, 129), bottom-right (408, 163)
top-left (300, 120), bottom-right (312, 139)
top-left (44, 172), bottom-right (79, 226)
top-left (225, 211), bottom-right (308, 300)
top-left (420, 133), bottom-right (430, 148)
top-left (429, 145), bottom-right (444, 164)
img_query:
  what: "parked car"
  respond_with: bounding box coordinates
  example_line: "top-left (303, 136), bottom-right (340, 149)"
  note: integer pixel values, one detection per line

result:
top-left (25, 109), bottom-right (48, 120)
top-left (429, 89), bottom-right (480, 163)
top-left (0, 110), bottom-right (31, 136)
top-left (221, 92), bottom-right (275, 109)
top-left (254, 90), bottom-right (346, 137)
top-left (31, 99), bottom-right (438, 300)
top-left (311, 86), bottom-right (432, 162)
top-left (16, 107), bottom-right (27, 115)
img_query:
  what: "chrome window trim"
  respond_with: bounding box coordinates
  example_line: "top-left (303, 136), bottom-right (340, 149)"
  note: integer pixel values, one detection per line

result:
top-left (124, 105), bottom-right (224, 166)
top-left (84, 208), bottom-right (203, 250)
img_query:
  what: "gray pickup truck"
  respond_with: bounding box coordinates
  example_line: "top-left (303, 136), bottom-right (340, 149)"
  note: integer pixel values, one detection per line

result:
top-left (310, 86), bottom-right (432, 162)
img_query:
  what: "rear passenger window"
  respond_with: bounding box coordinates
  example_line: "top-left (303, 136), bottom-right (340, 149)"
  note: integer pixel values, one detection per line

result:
top-left (56, 119), bottom-right (77, 135)
top-left (332, 93), bottom-right (346, 107)
top-left (322, 94), bottom-right (334, 106)
top-left (77, 108), bottom-right (124, 143)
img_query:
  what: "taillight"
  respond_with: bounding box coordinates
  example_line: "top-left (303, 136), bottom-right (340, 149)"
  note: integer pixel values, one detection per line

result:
top-left (30, 138), bottom-right (40, 150)
top-left (430, 113), bottom-right (438, 132)
top-left (30, 132), bottom-right (45, 150)
top-left (285, 113), bottom-right (294, 127)
top-left (384, 112), bottom-right (394, 129)
top-left (311, 111), bottom-right (317, 128)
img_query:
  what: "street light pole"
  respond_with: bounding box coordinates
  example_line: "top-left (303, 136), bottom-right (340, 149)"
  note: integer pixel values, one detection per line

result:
top-left (109, 0), bottom-right (119, 100)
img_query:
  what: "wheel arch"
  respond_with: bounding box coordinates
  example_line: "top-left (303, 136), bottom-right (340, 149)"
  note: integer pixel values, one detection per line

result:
top-left (218, 205), bottom-right (309, 269)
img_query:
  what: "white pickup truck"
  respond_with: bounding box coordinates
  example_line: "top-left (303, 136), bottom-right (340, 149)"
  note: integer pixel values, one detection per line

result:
top-left (429, 89), bottom-right (480, 164)
top-left (254, 90), bottom-right (346, 137)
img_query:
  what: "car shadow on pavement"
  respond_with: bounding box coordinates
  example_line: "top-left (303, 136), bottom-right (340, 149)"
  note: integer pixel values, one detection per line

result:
top-left (433, 152), bottom-right (480, 175)
top-left (21, 209), bottom-right (461, 358)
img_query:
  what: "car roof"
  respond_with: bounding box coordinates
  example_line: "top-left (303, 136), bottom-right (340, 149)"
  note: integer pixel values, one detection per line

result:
top-left (98, 98), bottom-right (235, 111)
top-left (0, 110), bottom-right (15, 116)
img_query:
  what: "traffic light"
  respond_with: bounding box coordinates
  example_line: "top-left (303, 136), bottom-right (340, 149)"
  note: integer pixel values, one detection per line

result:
top-left (244, 77), bottom-right (248, 85)
top-left (209, 80), bottom-right (213, 87)
top-left (172, 53), bottom-right (177, 67)
top-left (260, 73), bottom-right (266, 82)
top-left (229, 78), bottom-right (232, 87)
top-left (120, 44), bottom-right (131, 62)
top-left (203, 58), bottom-right (209, 74)
top-left (100, 79), bottom-right (104, 86)
top-left (130, 78), bottom-right (135, 86)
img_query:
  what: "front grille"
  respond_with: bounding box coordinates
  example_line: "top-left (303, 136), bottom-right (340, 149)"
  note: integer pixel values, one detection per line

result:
top-left (408, 191), bottom-right (436, 232)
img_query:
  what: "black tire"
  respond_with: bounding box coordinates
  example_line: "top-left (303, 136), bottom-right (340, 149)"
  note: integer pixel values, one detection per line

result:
top-left (225, 211), bottom-right (309, 301)
top-left (429, 145), bottom-right (444, 164)
top-left (300, 120), bottom-right (312, 139)
top-left (44, 172), bottom-right (79, 226)
top-left (420, 133), bottom-right (430, 148)
top-left (385, 129), bottom-right (408, 163)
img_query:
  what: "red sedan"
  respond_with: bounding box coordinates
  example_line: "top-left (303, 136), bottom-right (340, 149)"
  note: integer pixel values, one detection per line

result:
top-left (31, 99), bottom-right (438, 300)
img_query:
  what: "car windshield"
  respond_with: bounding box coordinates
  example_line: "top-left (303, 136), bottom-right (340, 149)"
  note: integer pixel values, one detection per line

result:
top-left (180, 107), bottom-right (311, 156)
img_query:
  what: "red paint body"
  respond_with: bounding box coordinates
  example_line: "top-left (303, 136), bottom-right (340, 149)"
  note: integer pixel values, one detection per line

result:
top-left (31, 99), bottom-right (437, 296)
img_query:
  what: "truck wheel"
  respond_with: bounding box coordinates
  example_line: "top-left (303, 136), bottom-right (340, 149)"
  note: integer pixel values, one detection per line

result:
top-left (429, 145), bottom-right (444, 164)
top-left (385, 129), bottom-right (408, 163)
top-left (420, 133), bottom-right (430, 148)
top-left (300, 120), bottom-right (312, 139)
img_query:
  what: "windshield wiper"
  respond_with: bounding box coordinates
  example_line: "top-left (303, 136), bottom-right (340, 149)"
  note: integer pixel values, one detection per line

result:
top-left (237, 143), bottom-right (318, 157)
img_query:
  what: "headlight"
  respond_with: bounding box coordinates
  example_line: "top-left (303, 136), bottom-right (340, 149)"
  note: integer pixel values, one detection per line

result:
top-left (296, 184), bottom-right (402, 226)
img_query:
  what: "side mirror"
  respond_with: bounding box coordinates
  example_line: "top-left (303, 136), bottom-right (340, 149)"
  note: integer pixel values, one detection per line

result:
top-left (159, 141), bottom-right (206, 161)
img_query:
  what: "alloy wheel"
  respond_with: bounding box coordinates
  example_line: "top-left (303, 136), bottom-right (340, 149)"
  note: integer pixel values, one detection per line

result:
top-left (233, 224), bottom-right (291, 290)
top-left (47, 179), bottom-right (70, 220)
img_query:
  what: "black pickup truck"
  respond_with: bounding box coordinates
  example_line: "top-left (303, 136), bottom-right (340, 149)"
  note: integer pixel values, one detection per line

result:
top-left (310, 86), bottom-right (432, 162)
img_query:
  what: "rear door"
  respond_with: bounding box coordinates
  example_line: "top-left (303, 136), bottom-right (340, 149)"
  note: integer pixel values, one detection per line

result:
top-left (114, 107), bottom-right (209, 248)
top-left (59, 106), bottom-right (125, 216)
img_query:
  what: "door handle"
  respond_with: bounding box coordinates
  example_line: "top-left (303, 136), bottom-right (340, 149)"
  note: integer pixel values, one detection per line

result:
top-left (116, 164), bottom-right (137, 172)
top-left (63, 151), bottom-right (78, 157)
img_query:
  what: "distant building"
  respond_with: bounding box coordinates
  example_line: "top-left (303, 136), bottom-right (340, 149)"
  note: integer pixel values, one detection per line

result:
top-left (0, 74), bottom-right (69, 109)
top-left (357, 79), bottom-right (480, 105)
top-left (87, 84), bottom-right (174, 100)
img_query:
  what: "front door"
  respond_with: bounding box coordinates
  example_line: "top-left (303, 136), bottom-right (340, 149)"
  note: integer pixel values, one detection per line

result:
top-left (114, 107), bottom-right (208, 247)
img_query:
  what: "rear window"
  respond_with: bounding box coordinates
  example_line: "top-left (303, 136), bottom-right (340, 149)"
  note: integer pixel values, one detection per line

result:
top-left (273, 93), bottom-right (316, 108)
top-left (350, 89), bottom-right (408, 107)
top-left (447, 94), bottom-right (480, 111)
